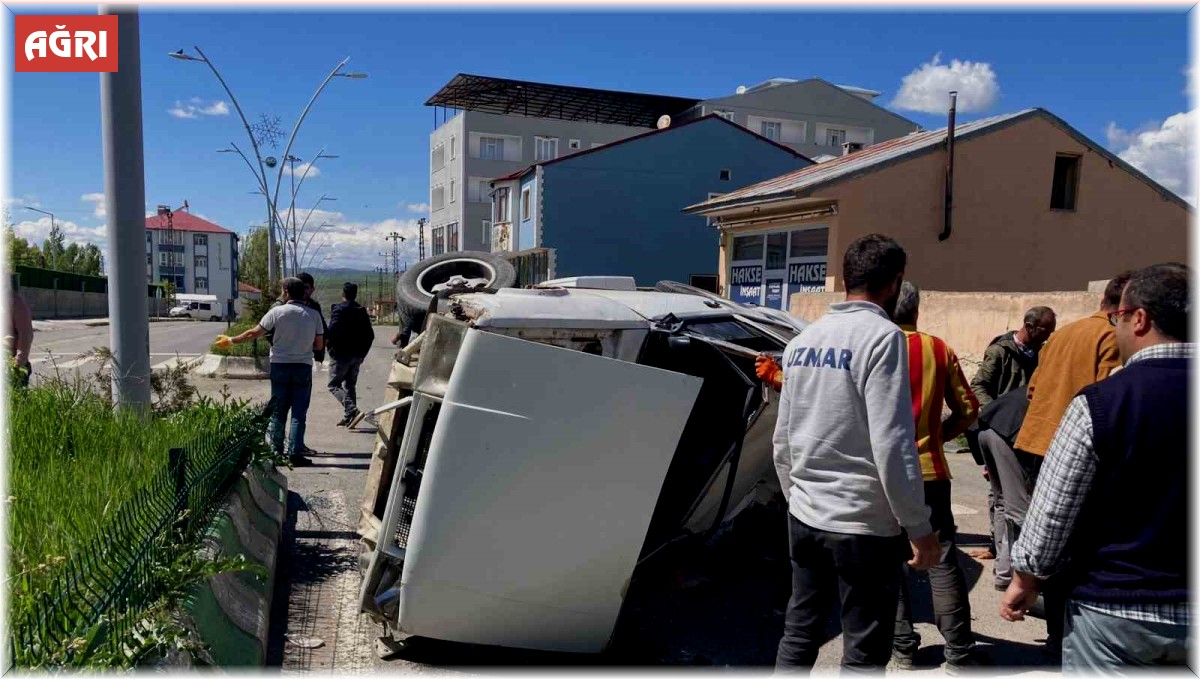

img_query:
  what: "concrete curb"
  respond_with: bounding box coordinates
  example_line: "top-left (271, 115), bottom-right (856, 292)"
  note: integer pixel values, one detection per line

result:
top-left (193, 353), bottom-right (269, 380)
top-left (174, 463), bottom-right (288, 667)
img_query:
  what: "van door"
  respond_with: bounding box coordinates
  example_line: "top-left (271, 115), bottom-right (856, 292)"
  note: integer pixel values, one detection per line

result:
top-left (361, 325), bottom-right (701, 653)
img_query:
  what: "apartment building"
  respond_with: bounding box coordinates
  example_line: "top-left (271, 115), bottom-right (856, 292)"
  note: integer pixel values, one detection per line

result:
top-left (144, 209), bottom-right (239, 313)
top-left (674, 77), bottom-right (920, 158)
top-left (424, 73), bottom-right (918, 256)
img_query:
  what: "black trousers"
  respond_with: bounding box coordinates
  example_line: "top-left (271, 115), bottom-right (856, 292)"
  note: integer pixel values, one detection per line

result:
top-left (894, 479), bottom-right (976, 664)
top-left (776, 514), bottom-right (905, 674)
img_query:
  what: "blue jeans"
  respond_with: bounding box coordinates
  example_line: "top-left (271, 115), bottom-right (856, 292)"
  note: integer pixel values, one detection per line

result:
top-left (269, 363), bottom-right (313, 457)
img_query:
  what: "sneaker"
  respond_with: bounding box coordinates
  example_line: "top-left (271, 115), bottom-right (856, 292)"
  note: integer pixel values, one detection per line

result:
top-left (336, 413), bottom-right (354, 427)
top-left (945, 652), bottom-right (991, 675)
top-left (298, 445), bottom-right (319, 456)
top-left (348, 410), bottom-right (368, 429)
top-left (888, 650), bottom-right (914, 671)
top-left (288, 455), bottom-right (314, 467)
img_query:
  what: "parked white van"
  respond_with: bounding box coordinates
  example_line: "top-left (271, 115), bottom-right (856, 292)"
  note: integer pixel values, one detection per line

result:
top-left (168, 294), bottom-right (223, 321)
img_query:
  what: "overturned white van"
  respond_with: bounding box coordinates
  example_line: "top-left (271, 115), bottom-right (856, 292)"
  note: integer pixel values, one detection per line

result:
top-left (357, 278), bottom-right (803, 655)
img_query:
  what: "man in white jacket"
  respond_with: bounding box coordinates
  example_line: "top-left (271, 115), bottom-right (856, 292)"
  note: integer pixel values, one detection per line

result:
top-left (773, 234), bottom-right (939, 673)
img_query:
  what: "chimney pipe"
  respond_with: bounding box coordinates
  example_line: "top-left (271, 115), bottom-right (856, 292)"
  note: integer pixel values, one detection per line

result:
top-left (938, 91), bottom-right (957, 242)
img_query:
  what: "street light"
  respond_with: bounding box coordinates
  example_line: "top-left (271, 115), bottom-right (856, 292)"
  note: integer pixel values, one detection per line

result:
top-left (24, 207), bottom-right (55, 232)
top-left (171, 46), bottom-right (366, 286)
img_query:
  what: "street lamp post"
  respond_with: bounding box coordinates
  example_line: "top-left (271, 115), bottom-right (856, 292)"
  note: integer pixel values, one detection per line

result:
top-left (24, 206), bottom-right (56, 234)
top-left (170, 47), bottom-right (365, 287)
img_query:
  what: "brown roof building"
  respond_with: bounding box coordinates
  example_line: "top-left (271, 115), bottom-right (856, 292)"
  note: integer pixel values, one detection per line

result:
top-left (685, 108), bottom-right (1190, 307)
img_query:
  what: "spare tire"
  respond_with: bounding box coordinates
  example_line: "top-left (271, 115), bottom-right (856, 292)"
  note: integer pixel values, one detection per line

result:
top-left (396, 251), bottom-right (516, 325)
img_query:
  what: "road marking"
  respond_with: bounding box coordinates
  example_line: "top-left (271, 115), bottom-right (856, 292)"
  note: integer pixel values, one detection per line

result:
top-left (950, 503), bottom-right (979, 516)
top-left (55, 357), bottom-right (96, 370)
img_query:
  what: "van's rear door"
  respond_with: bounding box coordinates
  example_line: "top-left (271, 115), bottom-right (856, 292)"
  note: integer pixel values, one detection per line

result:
top-left (395, 328), bottom-right (701, 653)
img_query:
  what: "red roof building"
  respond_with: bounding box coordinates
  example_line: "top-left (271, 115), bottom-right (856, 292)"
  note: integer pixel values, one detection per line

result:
top-left (144, 210), bottom-right (235, 234)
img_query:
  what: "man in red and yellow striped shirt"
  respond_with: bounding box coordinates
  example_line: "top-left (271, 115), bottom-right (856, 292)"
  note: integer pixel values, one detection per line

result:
top-left (891, 282), bottom-right (984, 671)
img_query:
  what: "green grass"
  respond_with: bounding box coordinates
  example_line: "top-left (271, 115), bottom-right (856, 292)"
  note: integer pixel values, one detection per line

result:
top-left (7, 383), bottom-right (245, 593)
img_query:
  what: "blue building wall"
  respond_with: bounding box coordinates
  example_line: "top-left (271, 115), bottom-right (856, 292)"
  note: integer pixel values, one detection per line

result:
top-left (517, 172), bottom-right (539, 251)
top-left (538, 117), bottom-right (810, 286)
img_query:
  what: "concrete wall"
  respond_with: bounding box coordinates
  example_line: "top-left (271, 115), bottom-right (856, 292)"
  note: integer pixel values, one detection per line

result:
top-left (683, 79), bottom-right (920, 157)
top-left (789, 289), bottom-right (1101, 377)
top-left (819, 114), bottom-right (1190, 292)
top-left (24, 288), bottom-right (170, 319)
top-left (539, 117), bottom-right (811, 285)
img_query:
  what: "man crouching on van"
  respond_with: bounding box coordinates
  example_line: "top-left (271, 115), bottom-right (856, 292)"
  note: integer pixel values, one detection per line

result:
top-left (771, 234), bottom-right (939, 673)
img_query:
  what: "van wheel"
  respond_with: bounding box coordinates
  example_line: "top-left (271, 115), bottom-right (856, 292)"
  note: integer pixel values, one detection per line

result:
top-left (209, 316), bottom-right (221, 322)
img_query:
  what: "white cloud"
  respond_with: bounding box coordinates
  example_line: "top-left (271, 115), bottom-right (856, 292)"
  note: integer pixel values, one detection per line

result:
top-left (81, 192), bottom-right (106, 219)
top-left (276, 209), bottom-right (422, 271)
top-left (281, 161), bottom-right (321, 179)
top-left (11, 216), bottom-right (108, 255)
top-left (1106, 110), bottom-right (1195, 204)
top-left (406, 203), bottom-right (430, 214)
top-left (891, 53), bottom-right (999, 114)
top-left (168, 98), bottom-right (230, 119)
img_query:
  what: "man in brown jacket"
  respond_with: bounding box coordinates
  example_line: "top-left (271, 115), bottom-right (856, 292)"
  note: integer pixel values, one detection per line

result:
top-left (1014, 273), bottom-right (1130, 456)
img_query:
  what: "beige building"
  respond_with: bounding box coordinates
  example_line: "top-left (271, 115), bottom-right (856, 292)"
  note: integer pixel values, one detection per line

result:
top-left (685, 108), bottom-right (1191, 308)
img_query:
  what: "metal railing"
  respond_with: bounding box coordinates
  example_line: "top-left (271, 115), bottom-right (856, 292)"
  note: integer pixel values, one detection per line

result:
top-left (6, 406), bottom-right (272, 669)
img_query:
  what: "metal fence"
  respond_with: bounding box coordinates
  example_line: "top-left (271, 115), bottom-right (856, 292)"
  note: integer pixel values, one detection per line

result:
top-left (6, 406), bottom-right (272, 669)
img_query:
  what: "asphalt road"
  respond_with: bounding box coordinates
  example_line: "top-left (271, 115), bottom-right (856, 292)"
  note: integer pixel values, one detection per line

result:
top-left (44, 319), bottom-right (1055, 672)
top-left (26, 319), bottom-right (230, 380)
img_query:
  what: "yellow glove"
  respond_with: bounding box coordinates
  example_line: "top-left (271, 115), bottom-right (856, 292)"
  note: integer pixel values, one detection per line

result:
top-left (214, 334), bottom-right (233, 349)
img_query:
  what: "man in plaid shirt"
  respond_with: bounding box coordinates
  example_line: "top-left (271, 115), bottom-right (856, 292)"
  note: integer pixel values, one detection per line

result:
top-left (1001, 263), bottom-right (1190, 671)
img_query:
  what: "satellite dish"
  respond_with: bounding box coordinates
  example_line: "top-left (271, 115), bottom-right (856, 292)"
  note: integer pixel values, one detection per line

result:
top-left (656, 115), bottom-right (671, 130)
top-left (736, 85), bottom-right (747, 95)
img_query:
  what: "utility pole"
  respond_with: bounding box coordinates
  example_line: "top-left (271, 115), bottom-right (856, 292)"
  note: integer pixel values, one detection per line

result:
top-left (386, 231), bottom-right (405, 282)
top-left (417, 217), bottom-right (426, 261)
top-left (101, 5), bottom-right (151, 411)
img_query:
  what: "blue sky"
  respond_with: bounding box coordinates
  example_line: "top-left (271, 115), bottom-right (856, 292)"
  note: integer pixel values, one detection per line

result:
top-left (6, 8), bottom-right (1192, 270)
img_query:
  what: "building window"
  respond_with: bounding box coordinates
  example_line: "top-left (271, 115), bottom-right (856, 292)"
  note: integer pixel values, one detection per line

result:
top-left (732, 234), bottom-right (764, 261)
top-left (158, 230), bottom-right (183, 245)
top-left (1050, 154), bottom-right (1081, 211)
top-left (449, 136), bottom-right (456, 160)
top-left (495, 187), bottom-right (510, 222)
top-left (568, 139), bottom-right (581, 150)
top-left (432, 144), bottom-right (445, 171)
top-left (521, 187), bottom-right (531, 221)
top-left (482, 220), bottom-right (492, 246)
top-left (193, 234), bottom-right (207, 246)
top-left (450, 178), bottom-right (456, 203)
top-left (534, 136), bottom-right (559, 162)
top-left (147, 253), bottom-right (151, 266)
top-left (766, 232), bottom-right (787, 269)
top-left (431, 226), bottom-right (445, 256)
top-left (761, 121), bottom-right (782, 141)
top-left (468, 177), bottom-right (492, 203)
top-left (825, 128), bottom-right (846, 147)
top-left (447, 222), bottom-right (460, 253)
top-left (158, 252), bottom-right (183, 267)
top-left (719, 169), bottom-right (732, 181)
top-left (431, 185), bottom-right (445, 211)
top-left (195, 255), bottom-right (208, 268)
top-left (789, 227), bottom-right (829, 258)
top-left (195, 277), bottom-right (208, 292)
top-left (714, 109), bottom-right (735, 121)
top-left (480, 136), bottom-right (505, 161)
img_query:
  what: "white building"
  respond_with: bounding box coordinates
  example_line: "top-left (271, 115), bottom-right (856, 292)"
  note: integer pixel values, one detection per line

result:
top-left (144, 209), bottom-right (239, 316)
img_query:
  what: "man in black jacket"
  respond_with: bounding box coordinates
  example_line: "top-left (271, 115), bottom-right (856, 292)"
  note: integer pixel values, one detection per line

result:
top-left (326, 282), bottom-right (375, 427)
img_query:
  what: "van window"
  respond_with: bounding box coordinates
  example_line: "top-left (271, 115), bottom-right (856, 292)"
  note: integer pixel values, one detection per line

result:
top-left (199, 303), bottom-right (211, 311)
